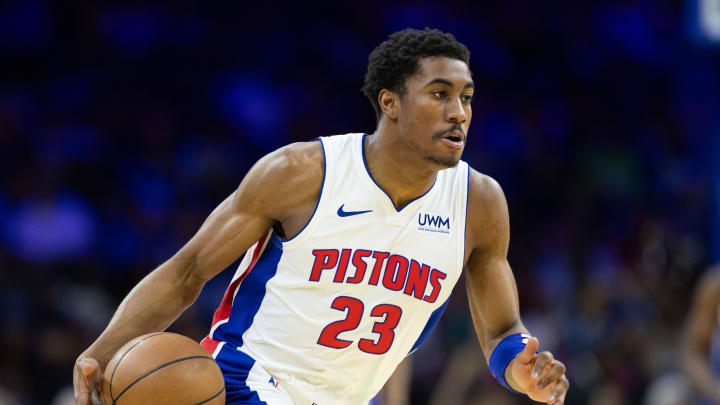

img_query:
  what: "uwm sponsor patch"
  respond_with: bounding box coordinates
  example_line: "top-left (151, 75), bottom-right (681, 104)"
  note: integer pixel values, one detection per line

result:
top-left (417, 213), bottom-right (451, 234)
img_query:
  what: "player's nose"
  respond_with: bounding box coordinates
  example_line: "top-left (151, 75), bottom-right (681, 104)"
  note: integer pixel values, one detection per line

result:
top-left (446, 97), bottom-right (467, 124)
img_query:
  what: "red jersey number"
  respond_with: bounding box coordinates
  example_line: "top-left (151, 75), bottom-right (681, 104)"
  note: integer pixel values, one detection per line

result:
top-left (317, 297), bottom-right (402, 354)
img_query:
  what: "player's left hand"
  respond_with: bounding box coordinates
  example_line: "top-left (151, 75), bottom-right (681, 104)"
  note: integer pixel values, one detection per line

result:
top-left (507, 337), bottom-right (569, 404)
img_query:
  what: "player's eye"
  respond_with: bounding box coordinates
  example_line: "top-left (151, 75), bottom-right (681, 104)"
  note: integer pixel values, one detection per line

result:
top-left (432, 90), bottom-right (447, 100)
top-left (462, 94), bottom-right (473, 104)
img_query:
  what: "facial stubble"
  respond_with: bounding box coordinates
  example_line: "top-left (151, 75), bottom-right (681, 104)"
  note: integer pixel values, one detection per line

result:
top-left (405, 135), bottom-right (461, 169)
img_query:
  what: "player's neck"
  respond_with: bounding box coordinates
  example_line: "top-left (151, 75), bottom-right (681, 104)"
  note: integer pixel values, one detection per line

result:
top-left (364, 128), bottom-right (438, 210)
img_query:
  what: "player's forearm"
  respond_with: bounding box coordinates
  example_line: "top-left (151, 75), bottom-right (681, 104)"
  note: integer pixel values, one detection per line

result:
top-left (478, 322), bottom-right (527, 363)
top-left (469, 318), bottom-right (529, 393)
top-left (80, 256), bottom-right (205, 367)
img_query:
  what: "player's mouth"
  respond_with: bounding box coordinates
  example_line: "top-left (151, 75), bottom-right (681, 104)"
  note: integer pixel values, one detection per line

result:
top-left (439, 130), bottom-right (465, 150)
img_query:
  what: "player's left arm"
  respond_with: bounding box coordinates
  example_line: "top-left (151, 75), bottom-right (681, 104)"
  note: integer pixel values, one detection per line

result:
top-left (378, 356), bottom-right (411, 405)
top-left (464, 169), bottom-right (569, 404)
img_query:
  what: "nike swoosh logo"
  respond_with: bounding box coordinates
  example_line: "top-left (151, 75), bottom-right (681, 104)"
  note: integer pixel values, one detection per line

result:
top-left (337, 204), bottom-right (373, 217)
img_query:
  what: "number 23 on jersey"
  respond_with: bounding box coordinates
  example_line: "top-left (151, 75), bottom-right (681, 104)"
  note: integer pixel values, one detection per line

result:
top-left (317, 296), bottom-right (402, 355)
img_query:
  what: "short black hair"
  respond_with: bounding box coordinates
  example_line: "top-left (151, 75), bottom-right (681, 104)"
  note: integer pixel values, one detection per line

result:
top-left (361, 28), bottom-right (471, 122)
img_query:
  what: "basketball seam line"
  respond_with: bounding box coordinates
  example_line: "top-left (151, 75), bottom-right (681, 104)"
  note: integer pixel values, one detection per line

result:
top-left (193, 386), bottom-right (226, 405)
top-left (112, 355), bottom-right (216, 404)
top-left (109, 333), bottom-right (165, 401)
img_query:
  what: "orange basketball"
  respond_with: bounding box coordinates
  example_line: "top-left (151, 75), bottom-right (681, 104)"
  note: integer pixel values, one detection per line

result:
top-left (102, 332), bottom-right (225, 405)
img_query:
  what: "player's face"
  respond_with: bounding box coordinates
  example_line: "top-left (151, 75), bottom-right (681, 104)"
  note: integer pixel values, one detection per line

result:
top-left (397, 57), bottom-right (473, 168)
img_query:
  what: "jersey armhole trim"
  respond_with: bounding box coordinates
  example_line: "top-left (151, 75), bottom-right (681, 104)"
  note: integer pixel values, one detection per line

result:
top-left (281, 138), bottom-right (327, 246)
top-left (461, 164), bottom-right (470, 272)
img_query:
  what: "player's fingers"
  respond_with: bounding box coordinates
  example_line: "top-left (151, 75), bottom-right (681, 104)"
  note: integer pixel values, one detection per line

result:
top-left (82, 363), bottom-right (97, 382)
top-left (75, 390), bottom-right (98, 405)
top-left (515, 335), bottom-right (538, 364)
top-left (90, 390), bottom-right (102, 405)
top-left (531, 351), bottom-right (553, 379)
top-left (548, 376), bottom-right (569, 404)
top-left (75, 358), bottom-right (102, 405)
top-left (81, 358), bottom-right (102, 384)
top-left (74, 391), bottom-right (88, 405)
top-left (73, 372), bottom-right (91, 405)
top-left (74, 394), bottom-right (89, 405)
top-left (526, 379), bottom-right (556, 404)
top-left (537, 360), bottom-right (566, 389)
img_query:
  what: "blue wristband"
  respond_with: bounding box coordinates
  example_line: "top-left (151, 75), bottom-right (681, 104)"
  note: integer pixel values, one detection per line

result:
top-left (489, 333), bottom-right (531, 394)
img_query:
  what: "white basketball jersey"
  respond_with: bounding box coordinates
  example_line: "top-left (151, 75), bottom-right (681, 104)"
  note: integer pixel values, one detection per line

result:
top-left (203, 133), bottom-right (469, 404)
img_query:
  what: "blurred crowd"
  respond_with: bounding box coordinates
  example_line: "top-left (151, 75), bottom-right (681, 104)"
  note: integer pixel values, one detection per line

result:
top-left (1, 1), bottom-right (719, 404)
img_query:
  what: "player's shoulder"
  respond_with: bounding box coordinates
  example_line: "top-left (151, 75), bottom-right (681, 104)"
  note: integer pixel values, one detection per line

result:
top-left (465, 167), bottom-right (509, 249)
top-left (236, 140), bottom-right (324, 215)
top-left (260, 140), bottom-right (324, 178)
top-left (466, 167), bottom-right (507, 220)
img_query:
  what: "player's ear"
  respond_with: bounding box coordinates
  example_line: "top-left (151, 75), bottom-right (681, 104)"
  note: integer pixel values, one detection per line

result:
top-left (378, 89), bottom-right (399, 121)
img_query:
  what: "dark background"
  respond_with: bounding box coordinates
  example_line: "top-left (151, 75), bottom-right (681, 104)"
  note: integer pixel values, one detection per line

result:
top-left (1, 1), bottom-right (719, 404)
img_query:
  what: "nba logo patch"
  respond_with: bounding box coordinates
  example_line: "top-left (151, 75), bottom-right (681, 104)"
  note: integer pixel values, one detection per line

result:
top-left (416, 212), bottom-right (451, 235)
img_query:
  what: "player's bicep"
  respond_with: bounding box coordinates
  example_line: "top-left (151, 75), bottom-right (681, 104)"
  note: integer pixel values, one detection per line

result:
top-left (187, 196), bottom-right (273, 281)
top-left (173, 141), bottom-right (323, 283)
top-left (174, 177), bottom-right (274, 283)
top-left (172, 148), bottom-right (293, 283)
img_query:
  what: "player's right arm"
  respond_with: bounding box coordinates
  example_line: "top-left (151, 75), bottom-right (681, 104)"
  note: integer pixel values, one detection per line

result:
top-left (73, 141), bottom-right (324, 405)
top-left (681, 266), bottom-right (720, 402)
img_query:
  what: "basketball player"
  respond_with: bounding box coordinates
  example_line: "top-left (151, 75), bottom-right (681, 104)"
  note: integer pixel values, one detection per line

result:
top-left (682, 265), bottom-right (720, 403)
top-left (73, 28), bottom-right (569, 404)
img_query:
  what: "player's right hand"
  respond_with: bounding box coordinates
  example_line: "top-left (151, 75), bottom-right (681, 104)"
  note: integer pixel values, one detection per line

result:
top-left (73, 357), bottom-right (103, 405)
top-left (509, 337), bottom-right (568, 404)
